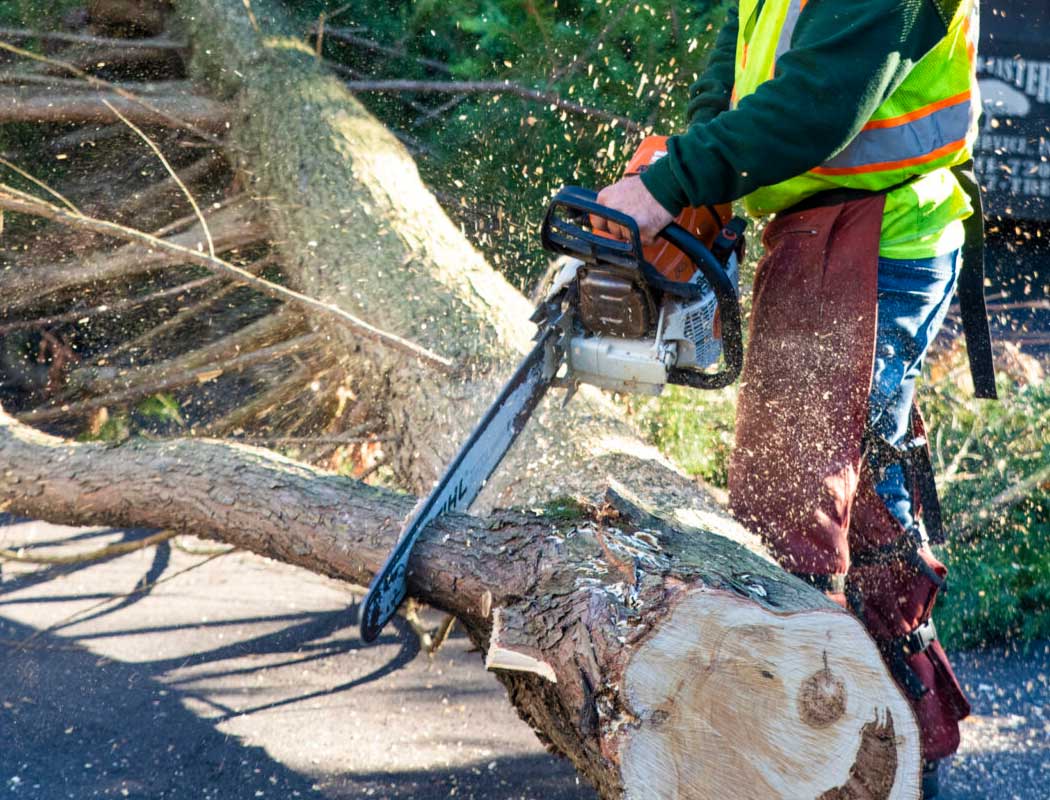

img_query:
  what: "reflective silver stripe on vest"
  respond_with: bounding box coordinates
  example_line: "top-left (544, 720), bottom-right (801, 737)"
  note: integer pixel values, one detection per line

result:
top-left (774, 0), bottom-right (803, 64)
top-left (819, 96), bottom-right (972, 172)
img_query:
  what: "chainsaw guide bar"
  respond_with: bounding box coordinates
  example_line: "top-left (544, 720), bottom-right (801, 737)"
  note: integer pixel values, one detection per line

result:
top-left (360, 179), bottom-right (745, 644)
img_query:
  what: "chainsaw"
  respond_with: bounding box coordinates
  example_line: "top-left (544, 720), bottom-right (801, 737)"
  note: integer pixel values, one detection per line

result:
top-left (360, 136), bottom-right (747, 642)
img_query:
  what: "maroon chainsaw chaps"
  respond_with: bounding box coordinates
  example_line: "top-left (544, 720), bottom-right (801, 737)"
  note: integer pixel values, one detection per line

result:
top-left (728, 195), bottom-right (970, 761)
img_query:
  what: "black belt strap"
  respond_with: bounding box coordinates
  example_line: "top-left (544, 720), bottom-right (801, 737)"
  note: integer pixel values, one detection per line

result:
top-left (908, 408), bottom-right (945, 546)
top-left (862, 410), bottom-right (945, 545)
top-left (952, 160), bottom-right (998, 400)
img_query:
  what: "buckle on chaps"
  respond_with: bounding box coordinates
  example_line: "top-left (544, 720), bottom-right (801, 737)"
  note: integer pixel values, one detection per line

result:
top-left (882, 619), bottom-right (939, 700)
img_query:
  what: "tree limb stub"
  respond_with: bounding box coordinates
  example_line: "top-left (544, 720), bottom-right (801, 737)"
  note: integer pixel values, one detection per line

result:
top-left (0, 408), bottom-right (922, 799)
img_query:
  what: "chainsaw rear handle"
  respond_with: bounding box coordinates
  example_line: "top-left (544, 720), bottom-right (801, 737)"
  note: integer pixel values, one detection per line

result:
top-left (542, 185), bottom-right (744, 389)
top-left (659, 224), bottom-right (744, 390)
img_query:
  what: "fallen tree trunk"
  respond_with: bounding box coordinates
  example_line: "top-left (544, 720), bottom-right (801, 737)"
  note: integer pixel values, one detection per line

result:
top-left (0, 406), bottom-right (922, 799)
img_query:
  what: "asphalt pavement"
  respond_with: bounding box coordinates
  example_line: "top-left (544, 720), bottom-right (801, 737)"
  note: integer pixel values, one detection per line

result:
top-left (0, 518), bottom-right (1045, 800)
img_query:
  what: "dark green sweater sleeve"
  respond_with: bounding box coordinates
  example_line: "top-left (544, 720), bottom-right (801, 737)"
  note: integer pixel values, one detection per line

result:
top-left (641, 0), bottom-right (948, 215)
top-left (685, 3), bottom-right (739, 127)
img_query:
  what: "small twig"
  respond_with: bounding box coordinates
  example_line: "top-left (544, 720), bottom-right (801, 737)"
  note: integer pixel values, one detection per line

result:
top-left (356, 455), bottom-right (387, 483)
top-left (116, 153), bottom-right (229, 223)
top-left (0, 274), bottom-right (218, 335)
top-left (241, 0), bottom-right (261, 33)
top-left (171, 537), bottom-right (236, 557)
top-left (147, 191), bottom-right (247, 239)
top-left (102, 99), bottom-right (215, 259)
top-left (411, 93), bottom-right (468, 128)
top-left (225, 434), bottom-right (383, 446)
top-left (0, 155), bottom-right (80, 213)
top-left (202, 363), bottom-right (315, 435)
top-left (958, 462), bottom-right (1050, 542)
top-left (0, 39), bottom-right (223, 143)
top-left (401, 598), bottom-right (433, 651)
top-left (314, 11), bottom-right (326, 60)
top-left (0, 530), bottom-right (177, 565)
top-left (342, 78), bottom-right (641, 131)
top-left (940, 418), bottom-right (980, 484)
top-left (427, 614), bottom-right (457, 656)
top-left (0, 184), bottom-right (455, 374)
top-left (311, 27), bottom-right (453, 74)
top-left (82, 253), bottom-right (275, 369)
top-left (547, 5), bottom-right (628, 85)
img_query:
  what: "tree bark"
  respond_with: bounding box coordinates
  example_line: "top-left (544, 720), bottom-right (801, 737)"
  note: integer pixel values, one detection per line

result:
top-left (0, 407), bottom-right (923, 799)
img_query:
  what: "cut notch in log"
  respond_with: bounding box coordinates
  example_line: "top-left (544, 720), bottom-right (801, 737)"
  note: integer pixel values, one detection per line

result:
top-left (486, 606), bottom-right (559, 683)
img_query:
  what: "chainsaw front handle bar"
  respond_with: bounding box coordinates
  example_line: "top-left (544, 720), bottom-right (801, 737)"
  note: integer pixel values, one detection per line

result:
top-left (541, 186), bottom-right (744, 390)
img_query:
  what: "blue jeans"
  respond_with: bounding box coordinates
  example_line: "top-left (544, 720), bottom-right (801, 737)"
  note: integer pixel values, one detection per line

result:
top-left (868, 250), bottom-right (960, 531)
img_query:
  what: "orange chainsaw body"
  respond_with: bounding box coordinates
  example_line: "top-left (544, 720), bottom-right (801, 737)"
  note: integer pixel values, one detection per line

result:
top-left (624, 135), bottom-right (731, 283)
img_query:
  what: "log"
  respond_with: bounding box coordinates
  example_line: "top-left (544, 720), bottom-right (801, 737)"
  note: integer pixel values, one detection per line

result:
top-left (0, 87), bottom-right (228, 130)
top-left (0, 203), bottom-right (264, 311)
top-left (0, 407), bottom-right (923, 799)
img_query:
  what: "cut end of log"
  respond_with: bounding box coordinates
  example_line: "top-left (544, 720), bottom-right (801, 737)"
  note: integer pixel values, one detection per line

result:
top-left (617, 589), bottom-right (921, 800)
top-left (485, 607), bottom-right (558, 683)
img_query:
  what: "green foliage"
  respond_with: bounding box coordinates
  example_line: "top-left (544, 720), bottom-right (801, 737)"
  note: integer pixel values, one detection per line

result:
top-left (77, 413), bottom-right (131, 444)
top-left (936, 505), bottom-right (1050, 650)
top-left (0, 0), bottom-right (82, 28)
top-left (923, 365), bottom-right (1050, 649)
top-left (639, 351), bottom-right (1050, 650)
top-left (136, 393), bottom-right (187, 428)
top-left (76, 394), bottom-right (186, 443)
top-left (296, 0), bottom-right (728, 289)
top-left (634, 384), bottom-right (738, 487)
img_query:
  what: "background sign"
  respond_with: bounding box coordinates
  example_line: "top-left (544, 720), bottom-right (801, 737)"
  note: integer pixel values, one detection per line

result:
top-left (974, 2), bottom-right (1050, 222)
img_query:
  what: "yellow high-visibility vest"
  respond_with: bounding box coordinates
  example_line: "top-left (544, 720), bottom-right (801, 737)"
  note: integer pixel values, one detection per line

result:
top-left (733, 0), bottom-right (981, 216)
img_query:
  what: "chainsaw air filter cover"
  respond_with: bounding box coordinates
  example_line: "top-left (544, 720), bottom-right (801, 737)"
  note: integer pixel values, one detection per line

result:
top-left (577, 268), bottom-right (655, 338)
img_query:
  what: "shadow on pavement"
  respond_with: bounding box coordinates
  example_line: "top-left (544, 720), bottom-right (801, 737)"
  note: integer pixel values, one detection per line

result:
top-left (321, 753), bottom-right (597, 800)
top-left (0, 615), bottom-right (322, 799)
